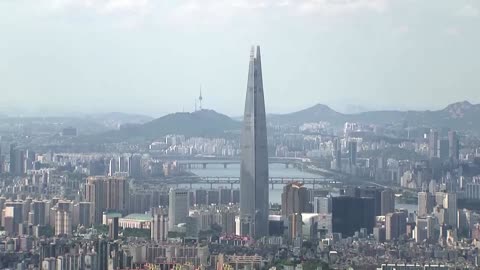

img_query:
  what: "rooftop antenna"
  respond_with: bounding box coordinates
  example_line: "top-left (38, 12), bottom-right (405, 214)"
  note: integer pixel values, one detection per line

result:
top-left (199, 85), bottom-right (203, 110)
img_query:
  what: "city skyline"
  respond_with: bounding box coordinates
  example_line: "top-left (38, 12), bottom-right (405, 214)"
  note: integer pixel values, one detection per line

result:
top-left (1, 1), bottom-right (480, 116)
top-left (2, 1), bottom-right (480, 269)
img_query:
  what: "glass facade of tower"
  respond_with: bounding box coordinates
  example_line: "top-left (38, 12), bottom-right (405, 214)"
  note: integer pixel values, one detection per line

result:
top-left (240, 46), bottom-right (269, 238)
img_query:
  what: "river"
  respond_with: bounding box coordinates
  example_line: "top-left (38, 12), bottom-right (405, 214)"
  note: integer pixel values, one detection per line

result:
top-left (185, 163), bottom-right (417, 214)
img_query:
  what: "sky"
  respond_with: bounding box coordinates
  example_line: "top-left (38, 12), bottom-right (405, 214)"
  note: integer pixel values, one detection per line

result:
top-left (1, 0), bottom-right (480, 117)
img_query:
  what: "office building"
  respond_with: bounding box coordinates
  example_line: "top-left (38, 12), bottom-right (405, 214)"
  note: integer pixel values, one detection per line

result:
top-left (438, 139), bottom-right (449, 161)
top-left (333, 138), bottom-right (341, 171)
top-left (206, 190), bottom-right (219, 205)
top-left (281, 182), bottom-right (309, 217)
top-left (168, 188), bottom-right (190, 228)
top-left (313, 196), bottom-right (332, 214)
top-left (348, 141), bottom-right (357, 169)
top-left (194, 189), bottom-right (207, 205)
top-left (385, 212), bottom-right (407, 241)
top-left (415, 216), bottom-right (434, 243)
top-left (332, 196), bottom-right (375, 237)
top-left (240, 46), bottom-right (269, 238)
top-left (448, 131), bottom-right (459, 161)
top-left (443, 192), bottom-right (457, 228)
top-left (347, 186), bottom-right (383, 216)
top-left (109, 217), bottom-right (119, 240)
top-left (418, 192), bottom-right (434, 217)
top-left (380, 189), bottom-right (395, 215)
top-left (429, 129), bottom-right (439, 158)
top-left (9, 145), bottom-right (25, 176)
top-left (219, 188), bottom-right (232, 205)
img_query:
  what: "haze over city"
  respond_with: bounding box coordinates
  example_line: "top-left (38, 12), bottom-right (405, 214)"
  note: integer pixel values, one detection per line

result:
top-left (3, 1), bottom-right (480, 270)
top-left (1, 0), bottom-right (480, 116)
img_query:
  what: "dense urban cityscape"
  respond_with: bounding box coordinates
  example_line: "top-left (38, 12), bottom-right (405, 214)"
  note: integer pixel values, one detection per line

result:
top-left (1, 43), bottom-right (480, 270)
top-left (2, 0), bottom-right (480, 269)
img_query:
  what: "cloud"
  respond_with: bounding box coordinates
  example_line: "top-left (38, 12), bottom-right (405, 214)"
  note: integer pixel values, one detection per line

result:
top-left (165, 0), bottom-right (390, 26)
top-left (296, 0), bottom-right (389, 16)
top-left (46, 0), bottom-right (150, 15)
top-left (33, 0), bottom-right (392, 29)
top-left (43, 0), bottom-right (390, 18)
top-left (456, 4), bottom-right (479, 17)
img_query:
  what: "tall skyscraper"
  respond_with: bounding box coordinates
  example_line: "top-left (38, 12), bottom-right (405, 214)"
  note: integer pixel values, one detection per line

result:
top-left (415, 215), bottom-right (434, 243)
top-left (418, 192), bottom-right (434, 217)
top-left (380, 189), bottom-right (395, 215)
top-left (281, 182), bottom-right (309, 217)
top-left (348, 141), bottom-right (357, 169)
top-left (240, 46), bottom-right (269, 238)
top-left (448, 131), bottom-right (459, 161)
top-left (333, 138), bottom-right (342, 171)
top-left (443, 192), bottom-right (457, 228)
top-left (385, 211), bottom-right (407, 241)
top-left (438, 139), bottom-right (449, 161)
top-left (9, 144), bottom-right (25, 176)
top-left (168, 188), bottom-right (190, 229)
top-left (429, 129), bottom-right (439, 158)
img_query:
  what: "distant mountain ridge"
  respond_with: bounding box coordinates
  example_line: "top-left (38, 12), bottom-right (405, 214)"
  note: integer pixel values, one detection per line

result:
top-left (94, 109), bottom-right (240, 142)
top-left (269, 101), bottom-right (480, 131)
top-left (86, 101), bottom-right (480, 142)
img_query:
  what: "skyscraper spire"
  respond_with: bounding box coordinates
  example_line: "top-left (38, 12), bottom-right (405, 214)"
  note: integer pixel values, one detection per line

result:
top-left (240, 45), bottom-right (269, 238)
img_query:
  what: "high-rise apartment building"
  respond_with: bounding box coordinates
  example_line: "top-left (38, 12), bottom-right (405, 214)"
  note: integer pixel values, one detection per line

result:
top-left (152, 212), bottom-right (168, 243)
top-left (240, 46), bottom-right (269, 238)
top-left (85, 176), bottom-right (129, 224)
top-left (281, 182), bottom-right (309, 217)
top-left (55, 210), bottom-right (72, 236)
top-left (30, 200), bottom-right (47, 226)
top-left (128, 155), bottom-right (142, 178)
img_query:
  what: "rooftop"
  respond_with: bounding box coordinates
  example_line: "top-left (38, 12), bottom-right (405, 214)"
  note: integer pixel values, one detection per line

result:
top-left (121, 214), bottom-right (152, 221)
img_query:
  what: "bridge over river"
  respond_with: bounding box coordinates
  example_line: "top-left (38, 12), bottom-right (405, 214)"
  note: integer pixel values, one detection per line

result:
top-left (160, 175), bottom-right (341, 189)
top-left (171, 157), bottom-right (309, 169)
